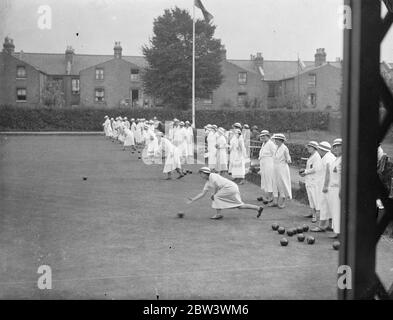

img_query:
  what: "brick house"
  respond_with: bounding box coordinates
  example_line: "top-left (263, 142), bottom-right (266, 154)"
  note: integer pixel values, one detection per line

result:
top-left (0, 37), bottom-right (347, 111)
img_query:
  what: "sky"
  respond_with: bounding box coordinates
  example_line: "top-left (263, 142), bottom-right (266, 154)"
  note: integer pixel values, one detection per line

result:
top-left (1, 0), bottom-right (393, 62)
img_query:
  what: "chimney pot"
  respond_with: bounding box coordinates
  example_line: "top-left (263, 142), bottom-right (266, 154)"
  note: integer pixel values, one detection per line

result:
top-left (3, 36), bottom-right (15, 54)
top-left (114, 41), bottom-right (122, 58)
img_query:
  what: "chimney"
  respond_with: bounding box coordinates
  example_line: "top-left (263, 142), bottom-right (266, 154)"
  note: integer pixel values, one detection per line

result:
top-left (314, 48), bottom-right (327, 66)
top-left (114, 41), bottom-right (122, 59)
top-left (65, 46), bottom-right (74, 75)
top-left (254, 52), bottom-right (264, 67)
top-left (3, 37), bottom-right (15, 54)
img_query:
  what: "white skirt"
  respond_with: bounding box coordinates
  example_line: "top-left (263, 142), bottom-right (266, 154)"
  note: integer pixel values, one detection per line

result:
top-left (212, 185), bottom-right (244, 209)
top-left (260, 157), bottom-right (275, 192)
top-left (273, 163), bottom-right (292, 199)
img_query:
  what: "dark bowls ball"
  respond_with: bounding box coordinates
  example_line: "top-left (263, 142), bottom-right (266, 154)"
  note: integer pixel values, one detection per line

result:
top-left (297, 233), bottom-right (305, 242)
top-left (277, 227), bottom-right (285, 234)
top-left (332, 241), bottom-right (340, 250)
top-left (280, 238), bottom-right (289, 246)
top-left (83, 177), bottom-right (87, 180)
top-left (302, 225), bottom-right (309, 232)
top-left (306, 236), bottom-right (315, 244)
top-left (287, 229), bottom-right (294, 237)
top-left (296, 226), bottom-right (303, 234)
top-left (272, 223), bottom-right (279, 231)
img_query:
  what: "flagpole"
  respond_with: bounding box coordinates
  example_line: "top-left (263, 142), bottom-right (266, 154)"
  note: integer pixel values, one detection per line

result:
top-left (192, 0), bottom-right (196, 128)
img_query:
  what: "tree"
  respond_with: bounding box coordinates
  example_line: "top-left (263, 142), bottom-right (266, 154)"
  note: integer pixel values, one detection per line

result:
top-left (142, 7), bottom-right (223, 110)
top-left (42, 80), bottom-right (65, 107)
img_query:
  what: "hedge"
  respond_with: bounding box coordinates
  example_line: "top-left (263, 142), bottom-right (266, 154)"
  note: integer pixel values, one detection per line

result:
top-left (0, 105), bottom-right (329, 132)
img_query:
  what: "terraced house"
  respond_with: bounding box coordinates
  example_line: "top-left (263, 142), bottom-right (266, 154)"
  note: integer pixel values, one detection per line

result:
top-left (0, 37), bottom-right (346, 111)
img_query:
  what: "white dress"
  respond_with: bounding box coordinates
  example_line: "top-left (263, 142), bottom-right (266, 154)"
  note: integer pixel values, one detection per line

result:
top-left (123, 127), bottom-right (135, 147)
top-left (273, 144), bottom-right (292, 199)
top-left (304, 151), bottom-right (322, 210)
top-left (176, 128), bottom-right (188, 163)
top-left (207, 131), bottom-right (217, 169)
top-left (327, 156), bottom-right (342, 233)
top-left (230, 136), bottom-right (246, 178)
top-left (203, 173), bottom-right (244, 209)
top-left (185, 127), bottom-right (194, 163)
top-left (215, 135), bottom-right (228, 172)
top-left (259, 139), bottom-right (277, 193)
top-left (319, 151), bottom-right (336, 220)
top-left (161, 137), bottom-right (181, 173)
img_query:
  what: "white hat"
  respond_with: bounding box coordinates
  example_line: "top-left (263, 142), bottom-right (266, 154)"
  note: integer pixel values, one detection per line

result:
top-left (185, 121), bottom-right (190, 124)
top-left (273, 133), bottom-right (286, 141)
top-left (111, 118), bottom-right (114, 120)
top-left (104, 115), bottom-right (109, 118)
top-left (199, 167), bottom-right (211, 174)
top-left (243, 124), bottom-right (250, 129)
top-left (124, 117), bottom-right (128, 120)
top-left (332, 138), bottom-right (342, 147)
top-left (179, 121), bottom-right (185, 126)
top-left (307, 141), bottom-right (319, 149)
top-left (156, 131), bottom-right (164, 137)
top-left (318, 141), bottom-right (331, 152)
top-left (131, 118), bottom-right (135, 122)
top-left (212, 125), bottom-right (218, 130)
top-left (218, 127), bottom-right (225, 135)
top-left (260, 130), bottom-right (270, 137)
top-left (233, 123), bottom-right (242, 129)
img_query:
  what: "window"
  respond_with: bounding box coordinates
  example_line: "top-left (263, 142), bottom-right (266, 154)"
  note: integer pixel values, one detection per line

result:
top-left (16, 66), bottom-right (26, 78)
top-left (16, 88), bottom-right (27, 101)
top-left (308, 93), bottom-right (316, 107)
top-left (95, 68), bottom-right (104, 80)
top-left (71, 79), bottom-right (80, 94)
top-left (130, 69), bottom-right (139, 81)
top-left (238, 72), bottom-right (247, 84)
top-left (308, 74), bottom-right (316, 87)
top-left (268, 83), bottom-right (276, 97)
top-left (95, 88), bottom-right (105, 102)
top-left (237, 92), bottom-right (248, 105)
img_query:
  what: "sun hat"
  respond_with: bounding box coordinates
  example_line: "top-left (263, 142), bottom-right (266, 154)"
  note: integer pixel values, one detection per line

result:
top-left (199, 167), bottom-right (211, 174)
top-left (233, 122), bottom-right (242, 129)
top-left (318, 141), bottom-right (331, 152)
top-left (332, 138), bottom-right (342, 147)
top-left (272, 133), bottom-right (286, 141)
top-left (307, 141), bottom-right (319, 149)
top-left (179, 121), bottom-right (185, 126)
top-left (243, 124), bottom-right (250, 129)
top-left (218, 127), bottom-right (225, 135)
top-left (259, 130), bottom-right (270, 137)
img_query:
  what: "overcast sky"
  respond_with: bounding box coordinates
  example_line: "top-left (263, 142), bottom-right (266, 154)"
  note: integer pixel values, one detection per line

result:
top-left (1, 0), bottom-right (392, 61)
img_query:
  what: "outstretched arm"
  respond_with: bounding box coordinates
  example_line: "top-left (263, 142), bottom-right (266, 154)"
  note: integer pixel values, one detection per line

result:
top-left (187, 189), bottom-right (208, 204)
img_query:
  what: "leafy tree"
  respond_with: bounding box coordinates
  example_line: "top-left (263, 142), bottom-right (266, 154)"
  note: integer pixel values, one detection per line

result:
top-left (42, 80), bottom-right (65, 108)
top-left (142, 7), bottom-right (223, 110)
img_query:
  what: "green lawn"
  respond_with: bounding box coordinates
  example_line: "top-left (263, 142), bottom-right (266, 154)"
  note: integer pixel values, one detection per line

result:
top-left (0, 135), bottom-right (392, 299)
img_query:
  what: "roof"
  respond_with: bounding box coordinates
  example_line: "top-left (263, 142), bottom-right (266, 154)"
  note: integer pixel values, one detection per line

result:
top-left (228, 59), bottom-right (343, 81)
top-left (11, 52), bottom-right (148, 75)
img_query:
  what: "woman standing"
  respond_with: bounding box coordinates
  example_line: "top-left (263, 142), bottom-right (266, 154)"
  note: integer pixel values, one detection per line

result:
top-left (272, 133), bottom-right (292, 208)
top-left (187, 167), bottom-right (264, 220)
top-left (207, 126), bottom-right (217, 170)
top-left (215, 127), bottom-right (228, 174)
top-left (229, 129), bottom-right (247, 184)
top-left (258, 130), bottom-right (277, 204)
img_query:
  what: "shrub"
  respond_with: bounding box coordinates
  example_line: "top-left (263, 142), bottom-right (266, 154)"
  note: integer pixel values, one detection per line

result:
top-left (0, 105), bottom-right (329, 132)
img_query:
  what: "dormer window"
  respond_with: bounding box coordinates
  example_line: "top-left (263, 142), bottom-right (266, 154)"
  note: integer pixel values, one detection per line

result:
top-left (131, 69), bottom-right (139, 81)
top-left (238, 72), bottom-right (247, 85)
top-left (16, 66), bottom-right (26, 79)
top-left (95, 68), bottom-right (104, 80)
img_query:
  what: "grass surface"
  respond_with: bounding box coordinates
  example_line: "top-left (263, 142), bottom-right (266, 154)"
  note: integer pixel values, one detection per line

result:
top-left (0, 135), bottom-right (392, 299)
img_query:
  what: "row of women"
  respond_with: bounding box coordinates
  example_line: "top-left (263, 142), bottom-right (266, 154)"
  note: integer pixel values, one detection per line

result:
top-left (299, 139), bottom-right (342, 238)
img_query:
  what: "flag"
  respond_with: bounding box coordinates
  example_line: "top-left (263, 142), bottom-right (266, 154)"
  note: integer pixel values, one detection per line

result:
top-left (194, 0), bottom-right (213, 23)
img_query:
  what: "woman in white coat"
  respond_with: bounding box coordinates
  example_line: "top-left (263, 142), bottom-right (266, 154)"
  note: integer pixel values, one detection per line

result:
top-left (185, 121), bottom-right (194, 164)
top-left (187, 167), bottom-right (264, 220)
top-left (207, 126), bottom-right (217, 170)
top-left (157, 132), bottom-right (184, 180)
top-left (229, 129), bottom-right (247, 184)
top-left (215, 127), bottom-right (228, 174)
top-left (258, 130), bottom-right (277, 204)
top-left (272, 133), bottom-right (292, 208)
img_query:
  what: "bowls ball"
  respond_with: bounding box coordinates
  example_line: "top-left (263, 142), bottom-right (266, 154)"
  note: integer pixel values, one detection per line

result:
top-left (277, 227), bottom-right (285, 234)
top-left (280, 238), bottom-right (289, 246)
top-left (306, 236), bottom-right (315, 244)
top-left (297, 233), bottom-right (305, 242)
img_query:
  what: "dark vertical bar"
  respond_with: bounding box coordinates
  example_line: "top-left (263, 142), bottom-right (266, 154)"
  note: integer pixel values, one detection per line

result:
top-left (339, 0), bottom-right (381, 299)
